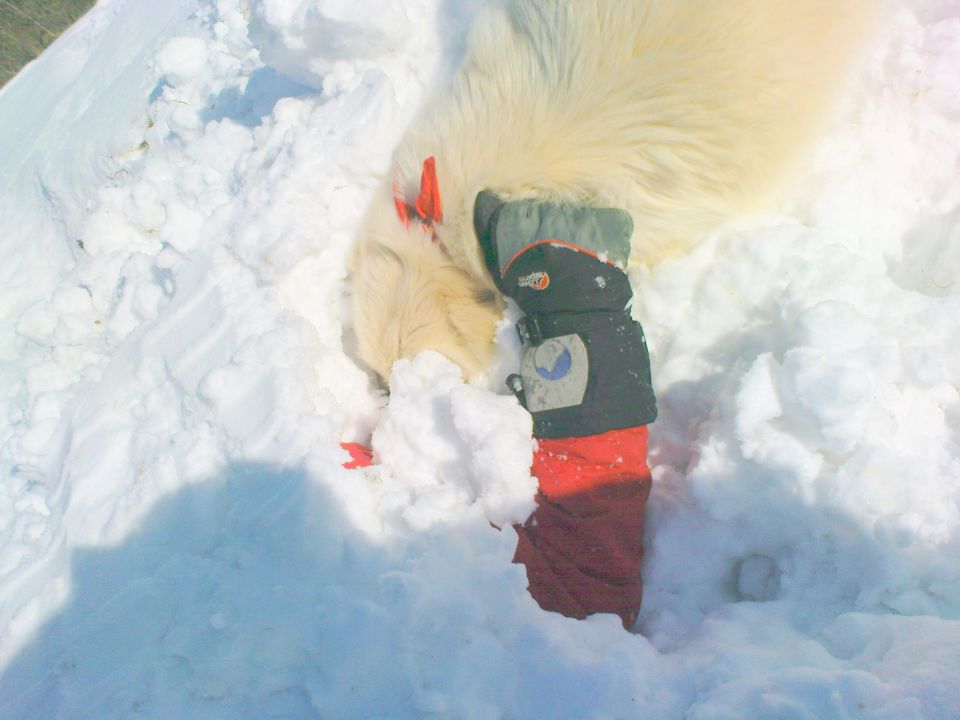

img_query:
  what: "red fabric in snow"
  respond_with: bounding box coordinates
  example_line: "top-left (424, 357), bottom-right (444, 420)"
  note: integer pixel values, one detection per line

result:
top-left (341, 442), bottom-right (374, 469)
top-left (340, 426), bottom-right (651, 628)
top-left (513, 426), bottom-right (651, 628)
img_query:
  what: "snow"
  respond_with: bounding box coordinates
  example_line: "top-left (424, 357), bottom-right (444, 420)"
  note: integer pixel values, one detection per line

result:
top-left (1, 0), bottom-right (960, 717)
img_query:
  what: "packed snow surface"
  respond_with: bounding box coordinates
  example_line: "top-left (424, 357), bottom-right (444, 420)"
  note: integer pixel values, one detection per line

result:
top-left (2, 0), bottom-right (960, 717)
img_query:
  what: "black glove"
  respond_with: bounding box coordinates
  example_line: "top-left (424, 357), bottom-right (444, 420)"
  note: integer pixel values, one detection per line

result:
top-left (475, 191), bottom-right (657, 438)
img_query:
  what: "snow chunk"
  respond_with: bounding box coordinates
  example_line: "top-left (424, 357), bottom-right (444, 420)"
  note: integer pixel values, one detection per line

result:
top-left (373, 352), bottom-right (536, 530)
top-left (81, 207), bottom-right (158, 257)
top-left (156, 36), bottom-right (209, 86)
top-left (248, 0), bottom-right (434, 93)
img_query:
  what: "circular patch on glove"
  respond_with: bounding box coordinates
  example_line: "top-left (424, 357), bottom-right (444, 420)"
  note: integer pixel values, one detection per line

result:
top-left (520, 334), bottom-right (589, 413)
top-left (534, 343), bottom-right (572, 380)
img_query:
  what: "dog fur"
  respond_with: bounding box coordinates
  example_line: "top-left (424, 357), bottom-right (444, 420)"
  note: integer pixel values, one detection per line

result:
top-left (350, 0), bottom-right (874, 383)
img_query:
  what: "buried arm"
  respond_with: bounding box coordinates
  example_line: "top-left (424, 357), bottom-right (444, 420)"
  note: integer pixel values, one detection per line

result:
top-left (475, 191), bottom-right (657, 628)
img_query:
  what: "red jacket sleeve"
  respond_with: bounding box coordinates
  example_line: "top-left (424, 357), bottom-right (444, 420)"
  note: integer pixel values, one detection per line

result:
top-left (340, 424), bottom-right (652, 628)
top-left (513, 426), bottom-right (651, 628)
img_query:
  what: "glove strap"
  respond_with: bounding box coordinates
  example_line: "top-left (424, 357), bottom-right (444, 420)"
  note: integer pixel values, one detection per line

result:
top-left (516, 310), bottom-right (632, 346)
top-left (508, 311), bottom-right (657, 439)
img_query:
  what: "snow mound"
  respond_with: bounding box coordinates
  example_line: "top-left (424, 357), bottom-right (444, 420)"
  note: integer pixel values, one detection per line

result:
top-left (373, 351), bottom-right (536, 531)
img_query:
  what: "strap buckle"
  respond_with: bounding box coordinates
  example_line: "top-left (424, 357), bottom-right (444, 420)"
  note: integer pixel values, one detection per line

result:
top-left (516, 316), bottom-right (543, 346)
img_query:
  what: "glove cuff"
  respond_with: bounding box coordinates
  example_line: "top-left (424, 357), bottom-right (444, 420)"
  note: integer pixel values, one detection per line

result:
top-left (475, 190), bottom-right (633, 300)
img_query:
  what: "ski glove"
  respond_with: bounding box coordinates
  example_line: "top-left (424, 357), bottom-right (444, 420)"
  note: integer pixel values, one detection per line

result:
top-left (474, 191), bottom-right (657, 438)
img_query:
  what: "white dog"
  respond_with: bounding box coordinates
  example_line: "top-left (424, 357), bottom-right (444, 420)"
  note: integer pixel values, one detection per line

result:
top-left (350, 0), bottom-right (873, 383)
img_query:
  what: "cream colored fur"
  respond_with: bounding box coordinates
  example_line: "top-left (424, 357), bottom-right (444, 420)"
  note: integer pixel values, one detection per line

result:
top-left (351, 0), bottom-right (874, 382)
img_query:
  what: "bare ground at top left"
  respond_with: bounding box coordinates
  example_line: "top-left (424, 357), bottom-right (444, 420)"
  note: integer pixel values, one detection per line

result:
top-left (0, 0), bottom-right (96, 88)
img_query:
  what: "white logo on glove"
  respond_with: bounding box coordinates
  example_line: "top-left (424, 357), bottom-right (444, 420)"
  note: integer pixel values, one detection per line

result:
top-left (517, 271), bottom-right (550, 290)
